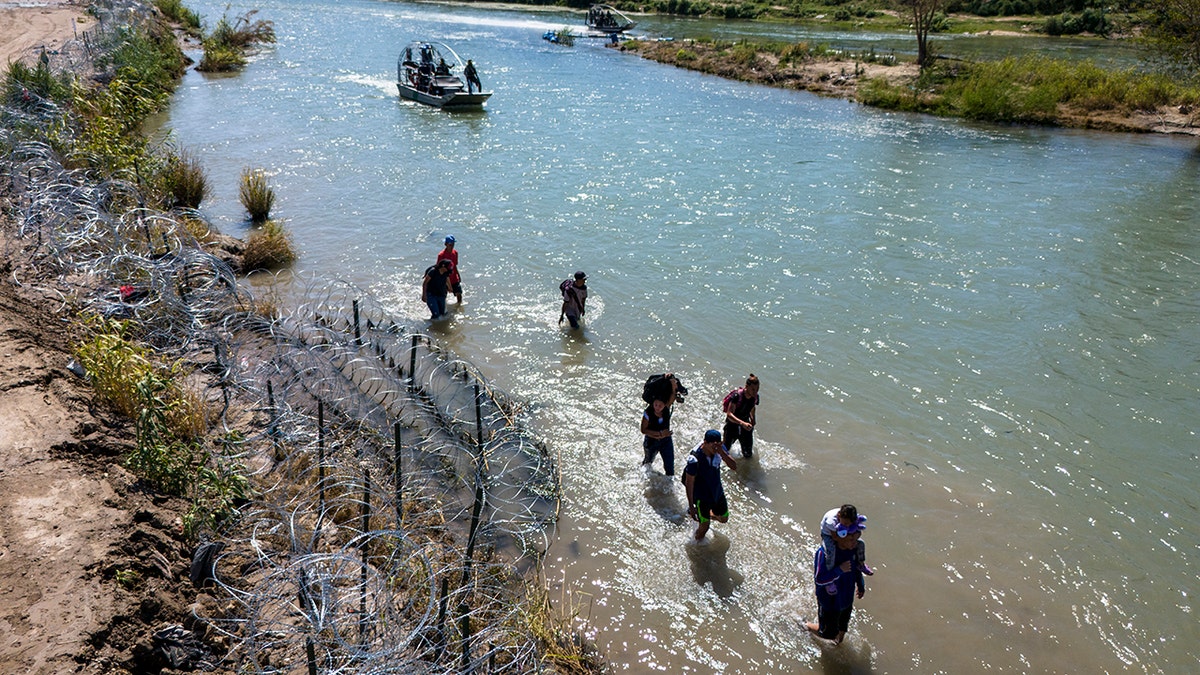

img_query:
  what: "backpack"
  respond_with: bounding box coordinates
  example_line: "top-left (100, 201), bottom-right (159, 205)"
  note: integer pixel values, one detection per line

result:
top-left (642, 374), bottom-right (671, 404)
top-left (722, 388), bottom-right (742, 411)
top-left (642, 373), bottom-right (689, 404)
top-left (559, 279), bottom-right (573, 297)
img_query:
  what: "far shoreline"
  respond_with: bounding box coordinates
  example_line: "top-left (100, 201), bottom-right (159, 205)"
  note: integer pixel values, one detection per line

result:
top-left (613, 38), bottom-right (1199, 137)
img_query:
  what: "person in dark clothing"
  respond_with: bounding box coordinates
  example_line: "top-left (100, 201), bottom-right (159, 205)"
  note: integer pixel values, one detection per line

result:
top-left (641, 397), bottom-right (675, 475)
top-left (464, 59), bottom-right (482, 94)
top-left (683, 430), bottom-right (737, 541)
top-left (422, 259), bottom-right (453, 319)
top-left (559, 271), bottom-right (588, 329)
top-left (804, 528), bottom-right (867, 645)
top-left (722, 373), bottom-right (760, 458)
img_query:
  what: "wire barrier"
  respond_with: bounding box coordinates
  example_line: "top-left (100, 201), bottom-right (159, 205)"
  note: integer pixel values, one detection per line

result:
top-left (1, 4), bottom-right (566, 671)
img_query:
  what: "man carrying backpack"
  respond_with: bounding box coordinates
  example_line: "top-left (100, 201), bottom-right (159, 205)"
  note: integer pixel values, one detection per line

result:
top-left (559, 271), bottom-right (588, 329)
top-left (722, 374), bottom-right (760, 458)
top-left (422, 259), bottom-right (453, 320)
top-left (683, 429), bottom-right (737, 542)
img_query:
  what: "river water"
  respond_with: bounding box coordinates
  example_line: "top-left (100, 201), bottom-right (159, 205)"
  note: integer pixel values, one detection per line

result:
top-left (160, 1), bottom-right (1200, 672)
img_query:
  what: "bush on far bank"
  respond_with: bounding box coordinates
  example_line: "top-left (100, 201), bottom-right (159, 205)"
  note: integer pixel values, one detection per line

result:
top-left (859, 54), bottom-right (1200, 124)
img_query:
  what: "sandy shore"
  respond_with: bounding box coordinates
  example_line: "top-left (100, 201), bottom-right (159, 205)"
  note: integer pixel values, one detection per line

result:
top-left (0, 0), bottom-right (89, 66)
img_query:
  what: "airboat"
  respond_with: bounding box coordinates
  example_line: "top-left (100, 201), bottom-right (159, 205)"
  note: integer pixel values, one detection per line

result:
top-left (396, 41), bottom-right (491, 109)
top-left (585, 4), bottom-right (636, 34)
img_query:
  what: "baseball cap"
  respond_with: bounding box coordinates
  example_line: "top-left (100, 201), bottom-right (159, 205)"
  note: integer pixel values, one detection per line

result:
top-left (574, 271), bottom-right (587, 280)
top-left (444, 235), bottom-right (456, 244)
top-left (704, 429), bottom-right (722, 443)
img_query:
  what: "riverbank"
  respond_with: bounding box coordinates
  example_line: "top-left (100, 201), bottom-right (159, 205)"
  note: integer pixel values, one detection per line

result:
top-left (2, 2), bottom-right (588, 672)
top-left (617, 38), bottom-right (1199, 136)
top-left (1, 4), bottom-right (235, 670)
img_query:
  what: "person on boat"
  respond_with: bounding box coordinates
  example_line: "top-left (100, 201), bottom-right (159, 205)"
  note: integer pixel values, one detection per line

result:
top-left (464, 60), bottom-right (482, 94)
top-left (437, 235), bottom-right (463, 304)
top-left (436, 58), bottom-right (451, 76)
top-left (559, 271), bottom-right (588, 329)
top-left (421, 259), bottom-right (453, 320)
top-left (722, 374), bottom-right (760, 459)
top-left (683, 430), bottom-right (737, 542)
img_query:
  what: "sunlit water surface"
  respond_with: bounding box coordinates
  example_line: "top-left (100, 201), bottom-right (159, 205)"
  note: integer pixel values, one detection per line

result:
top-left (161, 1), bottom-right (1200, 672)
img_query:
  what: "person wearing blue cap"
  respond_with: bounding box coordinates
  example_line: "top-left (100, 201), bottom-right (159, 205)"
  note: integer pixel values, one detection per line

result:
top-left (436, 235), bottom-right (462, 304)
top-left (683, 429), bottom-right (737, 541)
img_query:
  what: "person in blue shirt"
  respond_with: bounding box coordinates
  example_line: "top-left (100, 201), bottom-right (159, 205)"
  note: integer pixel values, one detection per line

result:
top-left (683, 429), bottom-right (737, 541)
top-left (804, 527), bottom-right (867, 645)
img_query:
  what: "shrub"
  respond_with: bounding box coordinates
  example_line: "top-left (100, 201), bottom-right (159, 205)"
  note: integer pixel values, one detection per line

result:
top-left (3, 60), bottom-right (73, 108)
top-left (242, 219), bottom-right (297, 271)
top-left (75, 318), bottom-right (208, 495)
top-left (198, 9), bottom-right (276, 72)
top-left (153, 0), bottom-right (202, 36)
top-left (158, 146), bottom-right (210, 209)
top-left (729, 42), bottom-right (760, 67)
top-left (239, 167), bottom-right (275, 222)
top-left (676, 48), bottom-right (698, 62)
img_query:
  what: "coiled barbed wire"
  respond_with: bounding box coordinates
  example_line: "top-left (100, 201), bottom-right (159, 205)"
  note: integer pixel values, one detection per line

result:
top-left (1, 5), bottom-right (568, 670)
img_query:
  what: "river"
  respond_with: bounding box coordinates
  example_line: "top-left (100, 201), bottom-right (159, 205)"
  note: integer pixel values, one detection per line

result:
top-left (160, 1), bottom-right (1200, 672)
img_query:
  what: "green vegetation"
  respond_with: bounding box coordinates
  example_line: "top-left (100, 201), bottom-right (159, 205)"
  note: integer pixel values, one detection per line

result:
top-left (153, 0), bottom-right (202, 36)
top-left (552, 27), bottom-right (577, 45)
top-left (859, 54), bottom-right (1200, 123)
top-left (198, 9), bottom-right (276, 72)
top-left (75, 318), bottom-right (249, 537)
top-left (114, 568), bottom-right (141, 589)
top-left (1143, 0), bottom-right (1200, 76)
top-left (238, 167), bottom-right (276, 222)
top-left (2, 61), bottom-right (73, 108)
top-left (156, 146), bottom-right (210, 209)
top-left (242, 219), bottom-right (297, 271)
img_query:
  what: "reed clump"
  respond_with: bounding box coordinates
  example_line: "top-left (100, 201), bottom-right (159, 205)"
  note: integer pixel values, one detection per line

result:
top-left (239, 167), bottom-right (275, 222)
top-left (198, 9), bottom-right (276, 72)
top-left (157, 146), bottom-right (210, 209)
top-left (242, 219), bottom-right (297, 271)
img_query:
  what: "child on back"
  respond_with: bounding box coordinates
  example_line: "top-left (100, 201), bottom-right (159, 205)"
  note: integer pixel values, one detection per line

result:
top-left (819, 504), bottom-right (874, 575)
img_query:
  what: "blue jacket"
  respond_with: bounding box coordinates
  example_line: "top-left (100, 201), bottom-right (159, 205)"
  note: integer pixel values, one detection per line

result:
top-left (813, 544), bottom-right (865, 612)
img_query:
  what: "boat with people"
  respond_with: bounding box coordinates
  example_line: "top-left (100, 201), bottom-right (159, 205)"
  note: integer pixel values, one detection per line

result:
top-left (396, 41), bottom-right (491, 109)
top-left (585, 4), bottom-right (635, 34)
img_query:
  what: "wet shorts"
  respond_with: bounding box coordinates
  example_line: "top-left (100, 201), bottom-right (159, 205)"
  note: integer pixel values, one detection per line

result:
top-left (695, 495), bottom-right (729, 523)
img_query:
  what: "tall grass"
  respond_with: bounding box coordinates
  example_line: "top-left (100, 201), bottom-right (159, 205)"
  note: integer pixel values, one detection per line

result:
top-left (239, 167), bottom-right (275, 222)
top-left (75, 317), bottom-right (246, 536)
top-left (157, 146), bottom-right (210, 209)
top-left (198, 9), bottom-right (276, 72)
top-left (861, 55), bottom-right (1200, 125)
top-left (242, 219), bottom-right (297, 271)
top-left (152, 0), bottom-right (202, 36)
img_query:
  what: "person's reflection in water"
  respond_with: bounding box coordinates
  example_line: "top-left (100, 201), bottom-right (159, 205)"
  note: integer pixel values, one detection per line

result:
top-left (642, 474), bottom-right (687, 525)
top-left (684, 532), bottom-right (743, 599)
top-left (814, 639), bottom-right (875, 675)
top-left (560, 329), bottom-right (591, 367)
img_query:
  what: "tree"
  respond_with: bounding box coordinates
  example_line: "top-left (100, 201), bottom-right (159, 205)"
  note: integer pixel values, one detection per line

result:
top-left (1144, 0), bottom-right (1200, 77)
top-left (898, 0), bottom-right (950, 69)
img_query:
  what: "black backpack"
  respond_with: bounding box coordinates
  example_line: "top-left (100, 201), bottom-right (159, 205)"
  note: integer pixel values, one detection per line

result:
top-left (642, 373), bottom-right (688, 404)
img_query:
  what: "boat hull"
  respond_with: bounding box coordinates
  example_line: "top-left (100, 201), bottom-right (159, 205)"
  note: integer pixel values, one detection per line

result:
top-left (397, 83), bottom-right (491, 109)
